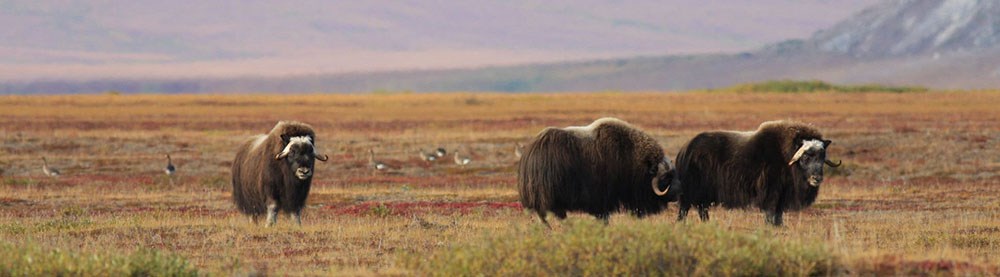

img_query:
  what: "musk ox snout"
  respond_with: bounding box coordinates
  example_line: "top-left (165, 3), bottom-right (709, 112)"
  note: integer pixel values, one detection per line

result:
top-left (296, 167), bottom-right (312, 180)
top-left (808, 175), bottom-right (822, 186)
top-left (802, 163), bottom-right (825, 187)
top-left (658, 170), bottom-right (682, 200)
top-left (289, 157), bottom-right (315, 180)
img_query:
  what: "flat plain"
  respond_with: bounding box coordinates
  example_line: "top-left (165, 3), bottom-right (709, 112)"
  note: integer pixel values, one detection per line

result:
top-left (1, 92), bottom-right (998, 275)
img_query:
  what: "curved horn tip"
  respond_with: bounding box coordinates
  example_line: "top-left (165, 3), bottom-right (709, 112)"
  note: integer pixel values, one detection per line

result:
top-left (652, 179), bottom-right (670, 196)
top-left (316, 154), bottom-right (329, 162)
top-left (825, 159), bottom-right (843, 167)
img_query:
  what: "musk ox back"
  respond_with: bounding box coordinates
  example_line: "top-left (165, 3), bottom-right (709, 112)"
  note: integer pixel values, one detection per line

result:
top-left (232, 121), bottom-right (328, 227)
top-left (518, 118), bottom-right (680, 225)
top-left (675, 120), bottom-right (841, 226)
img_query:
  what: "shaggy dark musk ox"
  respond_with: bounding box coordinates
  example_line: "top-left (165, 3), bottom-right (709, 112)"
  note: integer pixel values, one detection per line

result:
top-left (675, 120), bottom-right (841, 226)
top-left (231, 121), bottom-right (328, 227)
top-left (518, 118), bottom-right (680, 225)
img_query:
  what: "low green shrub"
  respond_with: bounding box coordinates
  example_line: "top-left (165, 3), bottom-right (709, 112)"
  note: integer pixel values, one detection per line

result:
top-left (3, 178), bottom-right (37, 187)
top-left (715, 80), bottom-right (927, 93)
top-left (0, 243), bottom-right (199, 276)
top-left (403, 220), bottom-right (840, 276)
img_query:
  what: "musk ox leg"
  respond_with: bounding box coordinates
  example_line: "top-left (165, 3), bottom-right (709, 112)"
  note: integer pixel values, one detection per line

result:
top-left (291, 211), bottom-right (302, 226)
top-left (594, 213), bottom-right (610, 225)
top-left (265, 203), bottom-right (278, 227)
top-left (697, 205), bottom-right (710, 222)
top-left (535, 210), bottom-right (551, 227)
top-left (765, 210), bottom-right (783, 226)
top-left (539, 210), bottom-right (568, 227)
top-left (553, 210), bottom-right (568, 220)
top-left (677, 202), bottom-right (691, 221)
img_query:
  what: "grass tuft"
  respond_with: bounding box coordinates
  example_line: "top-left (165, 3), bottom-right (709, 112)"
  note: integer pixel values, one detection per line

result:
top-left (197, 175), bottom-right (228, 190)
top-left (0, 243), bottom-right (199, 276)
top-left (3, 178), bottom-right (38, 187)
top-left (370, 202), bottom-right (393, 217)
top-left (402, 220), bottom-right (841, 276)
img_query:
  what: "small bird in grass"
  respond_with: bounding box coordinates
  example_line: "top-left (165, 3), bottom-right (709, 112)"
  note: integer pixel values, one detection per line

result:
top-left (41, 157), bottom-right (60, 177)
top-left (514, 143), bottom-right (524, 159)
top-left (435, 148), bottom-right (447, 158)
top-left (454, 150), bottom-right (471, 166)
top-left (418, 149), bottom-right (437, 163)
top-left (164, 154), bottom-right (176, 176)
top-left (369, 149), bottom-right (387, 171)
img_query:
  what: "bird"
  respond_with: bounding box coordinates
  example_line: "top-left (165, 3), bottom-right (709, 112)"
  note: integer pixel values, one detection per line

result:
top-left (418, 149), bottom-right (437, 163)
top-left (514, 143), bottom-right (524, 159)
top-left (369, 149), bottom-right (387, 172)
top-left (435, 148), bottom-right (447, 158)
top-left (454, 150), bottom-right (471, 166)
top-left (41, 157), bottom-right (60, 177)
top-left (164, 154), bottom-right (176, 176)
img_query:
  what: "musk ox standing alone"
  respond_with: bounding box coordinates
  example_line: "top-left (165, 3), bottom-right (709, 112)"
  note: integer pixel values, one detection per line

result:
top-left (232, 121), bottom-right (328, 227)
top-left (518, 118), bottom-right (680, 225)
top-left (675, 120), bottom-right (841, 226)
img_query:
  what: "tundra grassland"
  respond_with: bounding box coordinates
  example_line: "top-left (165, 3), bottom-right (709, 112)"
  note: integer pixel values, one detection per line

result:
top-left (1, 92), bottom-right (999, 275)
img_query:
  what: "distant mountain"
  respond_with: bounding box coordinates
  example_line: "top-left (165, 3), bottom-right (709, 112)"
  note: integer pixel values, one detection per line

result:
top-left (327, 0), bottom-right (998, 92)
top-left (810, 0), bottom-right (1000, 58)
top-left (4, 0), bottom-right (1000, 93)
top-left (0, 0), bottom-right (879, 81)
top-left (0, 0), bottom-right (876, 83)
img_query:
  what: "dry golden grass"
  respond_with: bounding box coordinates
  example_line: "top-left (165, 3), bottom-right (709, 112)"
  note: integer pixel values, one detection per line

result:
top-left (1, 91), bottom-right (999, 275)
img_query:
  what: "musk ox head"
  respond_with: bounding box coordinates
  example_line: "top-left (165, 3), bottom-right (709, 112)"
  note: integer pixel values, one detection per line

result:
top-left (652, 156), bottom-right (681, 198)
top-left (787, 138), bottom-right (841, 187)
top-left (275, 135), bottom-right (328, 180)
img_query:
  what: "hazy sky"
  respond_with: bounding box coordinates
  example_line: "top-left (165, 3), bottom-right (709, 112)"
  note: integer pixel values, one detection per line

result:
top-left (0, 0), bottom-right (880, 81)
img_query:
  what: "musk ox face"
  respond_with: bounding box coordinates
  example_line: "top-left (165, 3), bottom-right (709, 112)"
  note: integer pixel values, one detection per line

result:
top-left (788, 139), bottom-right (834, 187)
top-left (651, 157), bottom-right (681, 198)
top-left (275, 135), bottom-right (328, 180)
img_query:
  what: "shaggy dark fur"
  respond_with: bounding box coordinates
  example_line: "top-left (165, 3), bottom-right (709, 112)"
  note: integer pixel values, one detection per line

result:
top-left (675, 120), bottom-right (837, 226)
top-left (518, 118), bottom-right (679, 225)
top-left (231, 121), bottom-right (326, 226)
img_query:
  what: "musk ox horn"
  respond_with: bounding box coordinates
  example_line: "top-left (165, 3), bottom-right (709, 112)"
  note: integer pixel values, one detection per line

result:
top-left (274, 136), bottom-right (315, 161)
top-left (825, 159), bottom-right (842, 167)
top-left (274, 152), bottom-right (288, 160)
top-left (651, 159), bottom-right (671, 196)
top-left (652, 179), bottom-right (670, 196)
top-left (275, 149), bottom-right (328, 162)
top-left (788, 139), bottom-right (824, 166)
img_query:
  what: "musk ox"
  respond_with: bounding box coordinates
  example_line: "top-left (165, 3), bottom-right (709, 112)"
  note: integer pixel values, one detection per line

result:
top-left (231, 121), bottom-right (328, 227)
top-left (675, 120), bottom-right (841, 226)
top-left (518, 117), bottom-right (680, 225)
